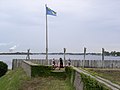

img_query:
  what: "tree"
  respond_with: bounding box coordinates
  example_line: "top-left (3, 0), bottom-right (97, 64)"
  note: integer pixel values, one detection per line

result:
top-left (104, 51), bottom-right (110, 56)
top-left (111, 51), bottom-right (116, 56)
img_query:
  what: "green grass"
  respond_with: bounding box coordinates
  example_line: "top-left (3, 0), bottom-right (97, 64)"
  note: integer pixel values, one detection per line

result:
top-left (80, 73), bottom-right (110, 90)
top-left (20, 76), bottom-right (74, 90)
top-left (0, 68), bottom-right (30, 90)
top-left (0, 68), bottom-right (74, 90)
top-left (20, 70), bottom-right (74, 90)
top-left (83, 68), bottom-right (120, 86)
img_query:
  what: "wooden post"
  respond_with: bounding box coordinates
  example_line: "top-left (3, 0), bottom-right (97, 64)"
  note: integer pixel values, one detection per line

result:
top-left (64, 48), bottom-right (66, 66)
top-left (26, 49), bottom-right (30, 60)
top-left (102, 48), bottom-right (104, 68)
top-left (102, 48), bottom-right (104, 61)
top-left (83, 47), bottom-right (86, 68)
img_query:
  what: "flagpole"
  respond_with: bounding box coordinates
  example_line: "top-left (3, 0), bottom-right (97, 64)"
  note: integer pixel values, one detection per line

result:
top-left (45, 4), bottom-right (48, 65)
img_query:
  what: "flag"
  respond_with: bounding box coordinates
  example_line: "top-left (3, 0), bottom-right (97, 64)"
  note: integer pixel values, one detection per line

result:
top-left (46, 6), bottom-right (56, 16)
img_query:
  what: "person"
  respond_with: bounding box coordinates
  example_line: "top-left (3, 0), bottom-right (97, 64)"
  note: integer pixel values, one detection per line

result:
top-left (52, 58), bottom-right (55, 70)
top-left (68, 58), bottom-right (71, 66)
top-left (59, 58), bottom-right (63, 70)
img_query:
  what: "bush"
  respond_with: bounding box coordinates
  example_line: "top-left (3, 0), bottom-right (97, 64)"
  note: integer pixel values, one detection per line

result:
top-left (65, 66), bottom-right (75, 84)
top-left (31, 65), bottom-right (52, 77)
top-left (80, 73), bottom-right (109, 90)
top-left (0, 61), bottom-right (8, 77)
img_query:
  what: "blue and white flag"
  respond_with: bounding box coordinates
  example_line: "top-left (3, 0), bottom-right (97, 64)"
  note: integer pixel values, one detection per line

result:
top-left (46, 6), bottom-right (57, 16)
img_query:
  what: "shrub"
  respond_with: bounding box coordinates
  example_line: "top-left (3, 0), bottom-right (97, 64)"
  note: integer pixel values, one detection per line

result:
top-left (0, 61), bottom-right (8, 77)
top-left (80, 73), bottom-right (109, 90)
top-left (65, 66), bottom-right (75, 84)
top-left (31, 65), bottom-right (52, 77)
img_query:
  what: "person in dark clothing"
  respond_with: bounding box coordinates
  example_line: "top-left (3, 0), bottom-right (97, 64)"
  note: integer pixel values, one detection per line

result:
top-left (59, 58), bottom-right (63, 69)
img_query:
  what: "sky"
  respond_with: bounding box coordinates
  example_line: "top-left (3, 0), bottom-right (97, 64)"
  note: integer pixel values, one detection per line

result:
top-left (0, 0), bottom-right (120, 53)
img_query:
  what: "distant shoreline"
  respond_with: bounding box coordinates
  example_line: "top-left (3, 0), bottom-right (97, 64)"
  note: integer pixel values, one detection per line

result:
top-left (0, 52), bottom-right (102, 55)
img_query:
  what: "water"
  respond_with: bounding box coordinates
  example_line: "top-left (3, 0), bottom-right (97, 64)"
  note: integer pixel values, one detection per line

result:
top-left (0, 55), bottom-right (120, 69)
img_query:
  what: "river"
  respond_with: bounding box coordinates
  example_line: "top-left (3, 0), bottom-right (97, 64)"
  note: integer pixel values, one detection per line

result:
top-left (0, 55), bottom-right (120, 69)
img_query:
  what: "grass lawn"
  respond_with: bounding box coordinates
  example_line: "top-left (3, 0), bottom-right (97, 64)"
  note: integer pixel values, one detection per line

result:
top-left (83, 68), bottom-right (120, 85)
top-left (20, 76), bottom-right (73, 90)
top-left (20, 68), bottom-right (74, 90)
top-left (0, 68), bottom-right (74, 90)
top-left (0, 68), bottom-right (30, 90)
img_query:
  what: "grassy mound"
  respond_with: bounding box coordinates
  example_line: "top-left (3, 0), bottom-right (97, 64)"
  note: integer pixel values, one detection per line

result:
top-left (0, 68), bottom-right (29, 90)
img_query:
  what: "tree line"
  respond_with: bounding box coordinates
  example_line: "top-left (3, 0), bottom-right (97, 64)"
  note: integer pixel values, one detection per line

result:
top-left (104, 51), bottom-right (120, 56)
